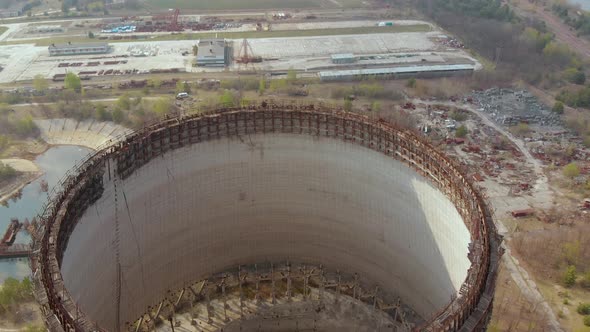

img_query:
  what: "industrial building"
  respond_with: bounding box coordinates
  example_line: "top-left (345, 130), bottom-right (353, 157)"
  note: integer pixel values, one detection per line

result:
top-left (32, 105), bottom-right (501, 332)
top-left (29, 25), bottom-right (65, 34)
top-left (318, 64), bottom-right (476, 81)
top-left (196, 39), bottom-right (228, 67)
top-left (48, 42), bottom-right (110, 56)
top-left (0, 9), bottom-right (20, 17)
top-left (331, 53), bottom-right (356, 64)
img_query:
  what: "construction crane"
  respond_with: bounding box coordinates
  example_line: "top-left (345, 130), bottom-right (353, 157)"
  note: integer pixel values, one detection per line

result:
top-left (151, 8), bottom-right (181, 31)
top-left (236, 38), bottom-right (262, 64)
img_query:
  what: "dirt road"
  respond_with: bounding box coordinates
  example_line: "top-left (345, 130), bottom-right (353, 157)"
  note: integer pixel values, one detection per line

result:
top-left (415, 99), bottom-right (562, 331)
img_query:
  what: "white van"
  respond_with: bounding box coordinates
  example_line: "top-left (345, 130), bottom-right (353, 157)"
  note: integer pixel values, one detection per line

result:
top-left (176, 92), bottom-right (189, 99)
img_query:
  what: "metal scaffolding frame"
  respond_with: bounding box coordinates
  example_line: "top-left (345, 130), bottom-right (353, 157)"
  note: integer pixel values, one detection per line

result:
top-left (29, 103), bottom-right (503, 332)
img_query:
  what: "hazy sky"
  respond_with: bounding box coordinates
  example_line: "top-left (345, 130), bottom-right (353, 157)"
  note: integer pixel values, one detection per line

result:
top-left (569, 0), bottom-right (590, 10)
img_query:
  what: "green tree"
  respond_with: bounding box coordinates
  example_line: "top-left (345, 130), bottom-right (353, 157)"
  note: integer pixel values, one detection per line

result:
top-left (406, 78), bottom-right (416, 88)
top-left (13, 115), bottom-right (37, 137)
top-left (19, 277), bottom-right (32, 298)
top-left (116, 94), bottom-right (131, 110)
top-left (33, 74), bottom-right (49, 92)
top-left (192, 45), bottom-right (199, 56)
top-left (88, 31), bottom-right (95, 38)
top-left (343, 99), bottom-right (353, 112)
top-left (543, 42), bottom-right (573, 66)
top-left (219, 90), bottom-right (235, 107)
top-left (269, 79), bottom-right (287, 91)
top-left (148, 78), bottom-right (162, 89)
top-left (563, 162), bottom-right (580, 178)
top-left (287, 68), bottom-right (297, 84)
top-left (552, 101), bottom-right (565, 114)
top-left (258, 78), bottom-right (266, 95)
top-left (584, 316), bottom-right (590, 327)
top-left (112, 108), bottom-right (125, 124)
top-left (153, 98), bottom-right (172, 116)
top-left (371, 101), bottom-right (381, 112)
top-left (64, 72), bottom-right (81, 92)
top-left (176, 81), bottom-right (191, 94)
top-left (564, 68), bottom-right (586, 85)
top-left (455, 125), bottom-right (468, 138)
top-left (577, 303), bottom-right (590, 315)
top-left (94, 104), bottom-right (110, 121)
top-left (564, 265), bottom-right (577, 287)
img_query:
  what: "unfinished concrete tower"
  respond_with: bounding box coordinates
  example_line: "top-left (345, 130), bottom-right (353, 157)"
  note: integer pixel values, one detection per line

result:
top-left (30, 104), bottom-right (502, 332)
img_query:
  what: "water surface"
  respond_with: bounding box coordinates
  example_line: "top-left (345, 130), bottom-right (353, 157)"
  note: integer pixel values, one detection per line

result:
top-left (0, 145), bottom-right (93, 281)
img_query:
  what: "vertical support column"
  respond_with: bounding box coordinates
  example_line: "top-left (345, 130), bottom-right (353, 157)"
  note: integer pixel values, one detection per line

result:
top-left (286, 263), bottom-right (292, 302)
top-left (254, 264), bottom-right (261, 304)
top-left (221, 275), bottom-right (228, 322)
top-left (352, 273), bottom-right (359, 300)
top-left (238, 266), bottom-right (244, 318)
top-left (271, 264), bottom-right (276, 305)
top-left (318, 265), bottom-right (325, 309)
top-left (205, 284), bottom-right (213, 324)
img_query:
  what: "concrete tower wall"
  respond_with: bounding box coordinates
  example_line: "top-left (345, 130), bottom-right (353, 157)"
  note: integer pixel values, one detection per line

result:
top-left (60, 133), bottom-right (470, 331)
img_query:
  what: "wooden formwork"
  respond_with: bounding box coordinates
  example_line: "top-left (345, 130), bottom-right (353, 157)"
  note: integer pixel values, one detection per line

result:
top-left (30, 103), bottom-right (502, 332)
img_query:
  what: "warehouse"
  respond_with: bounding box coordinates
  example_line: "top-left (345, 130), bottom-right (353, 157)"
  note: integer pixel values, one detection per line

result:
top-left (196, 39), bottom-right (228, 67)
top-left (331, 53), bottom-right (356, 64)
top-left (318, 64), bottom-right (475, 81)
top-left (48, 42), bottom-right (110, 56)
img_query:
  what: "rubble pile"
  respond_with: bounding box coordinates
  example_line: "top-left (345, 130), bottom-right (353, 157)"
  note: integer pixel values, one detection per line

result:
top-left (471, 88), bottom-right (562, 128)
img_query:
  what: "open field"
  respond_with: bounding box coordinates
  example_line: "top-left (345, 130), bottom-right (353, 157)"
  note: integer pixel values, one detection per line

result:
top-left (144, 0), bottom-right (365, 10)
top-left (0, 24), bottom-right (431, 46)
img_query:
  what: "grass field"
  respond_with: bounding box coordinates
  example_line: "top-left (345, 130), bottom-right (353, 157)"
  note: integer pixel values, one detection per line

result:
top-left (0, 27), bottom-right (8, 37)
top-left (0, 24), bottom-right (431, 46)
top-left (144, 0), bottom-right (365, 10)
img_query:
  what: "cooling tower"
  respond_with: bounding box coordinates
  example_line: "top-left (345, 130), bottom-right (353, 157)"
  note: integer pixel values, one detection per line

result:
top-left (30, 105), bottom-right (502, 332)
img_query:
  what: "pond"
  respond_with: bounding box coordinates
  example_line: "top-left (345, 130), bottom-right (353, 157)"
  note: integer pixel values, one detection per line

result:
top-left (0, 145), bottom-right (93, 281)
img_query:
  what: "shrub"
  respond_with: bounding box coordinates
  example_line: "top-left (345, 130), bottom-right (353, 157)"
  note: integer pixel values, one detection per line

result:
top-left (563, 162), bottom-right (580, 179)
top-left (581, 271), bottom-right (590, 289)
top-left (552, 101), bottom-right (564, 114)
top-left (0, 162), bottom-right (16, 181)
top-left (343, 99), bottom-right (353, 112)
top-left (564, 265), bottom-right (577, 287)
top-left (455, 125), bottom-right (468, 138)
top-left (578, 303), bottom-right (590, 315)
top-left (450, 111), bottom-right (468, 121)
top-left (584, 315), bottom-right (590, 327)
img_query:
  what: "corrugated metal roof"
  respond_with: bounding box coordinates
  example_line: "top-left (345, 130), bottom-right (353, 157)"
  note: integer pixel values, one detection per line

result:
top-left (331, 53), bottom-right (355, 60)
top-left (318, 64), bottom-right (475, 78)
top-left (49, 42), bottom-right (109, 50)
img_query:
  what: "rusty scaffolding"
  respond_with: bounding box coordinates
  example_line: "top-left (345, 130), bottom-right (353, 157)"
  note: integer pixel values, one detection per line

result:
top-left (30, 103), bottom-right (503, 332)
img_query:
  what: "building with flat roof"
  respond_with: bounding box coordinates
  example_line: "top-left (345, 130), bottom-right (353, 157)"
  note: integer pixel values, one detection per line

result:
top-left (331, 53), bottom-right (356, 64)
top-left (0, 9), bottom-right (20, 17)
top-left (318, 64), bottom-right (475, 81)
top-left (196, 39), bottom-right (227, 67)
top-left (48, 42), bottom-right (110, 56)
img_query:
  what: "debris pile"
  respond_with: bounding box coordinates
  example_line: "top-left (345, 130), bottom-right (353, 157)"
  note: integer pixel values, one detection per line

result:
top-left (471, 88), bottom-right (562, 128)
